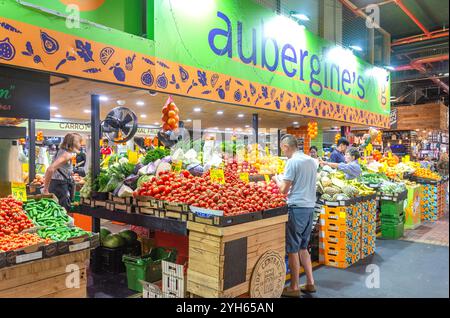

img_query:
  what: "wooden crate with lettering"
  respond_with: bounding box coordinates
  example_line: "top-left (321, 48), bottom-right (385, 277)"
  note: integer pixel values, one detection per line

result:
top-left (187, 215), bottom-right (287, 298)
top-left (0, 249), bottom-right (90, 298)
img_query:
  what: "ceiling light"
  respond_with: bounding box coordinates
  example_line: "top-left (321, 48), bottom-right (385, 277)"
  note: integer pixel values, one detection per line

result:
top-left (293, 121), bottom-right (299, 125)
top-left (385, 66), bottom-right (395, 71)
top-left (245, 125), bottom-right (250, 128)
top-left (444, 73), bottom-right (449, 76)
top-left (83, 109), bottom-right (91, 113)
top-left (185, 119), bottom-right (192, 122)
top-left (349, 45), bottom-right (363, 52)
top-left (236, 128), bottom-right (243, 132)
top-left (217, 111), bottom-right (224, 115)
top-left (54, 114), bottom-right (62, 118)
top-left (140, 114), bottom-right (147, 118)
top-left (136, 101), bottom-right (145, 106)
top-left (225, 128), bottom-right (232, 131)
top-left (50, 106), bottom-right (58, 110)
top-left (117, 100), bottom-right (126, 106)
top-left (153, 122), bottom-right (159, 125)
top-left (290, 11), bottom-right (310, 21)
top-left (238, 114), bottom-right (244, 118)
top-left (99, 96), bottom-right (108, 101)
top-left (193, 108), bottom-right (201, 112)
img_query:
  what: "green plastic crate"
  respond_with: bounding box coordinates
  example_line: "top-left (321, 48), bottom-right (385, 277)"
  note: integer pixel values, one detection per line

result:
top-left (381, 222), bottom-right (404, 239)
top-left (123, 247), bottom-right (177, 292)
top-left (381, 212), bottom-right (405, 225)
top-left (380, 200), bottom-right (405, 218)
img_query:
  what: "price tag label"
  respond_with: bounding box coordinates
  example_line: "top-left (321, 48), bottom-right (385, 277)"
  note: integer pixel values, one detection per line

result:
top-left (339, 212), bottom-right (346, 219)
top-left (239, 172), bottom-right (249, 183)
top-left (171, 160), bottom-right (183, 173)
top-left (264, 175), bottom-right (270, 183)
top-left (127, 151), bottom-right (138, 164)
top-left (22, 163), bottom-right (29, 174)
top-left (11, 182), bottom-right (27, 202)
top-left (69, 241), bottom-right (90, 252)
top-left (210, 168), bottom-right (225, 184)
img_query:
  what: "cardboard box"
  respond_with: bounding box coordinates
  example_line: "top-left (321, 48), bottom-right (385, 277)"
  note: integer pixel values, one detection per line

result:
top-left (0, 242), bottom-right (44, 268)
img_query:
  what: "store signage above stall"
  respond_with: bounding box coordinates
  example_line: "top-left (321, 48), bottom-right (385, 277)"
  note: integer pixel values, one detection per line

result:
top-left (0, 0), bottom-right (389, 128)
top-left (0, 66), bottom-right (50, 120)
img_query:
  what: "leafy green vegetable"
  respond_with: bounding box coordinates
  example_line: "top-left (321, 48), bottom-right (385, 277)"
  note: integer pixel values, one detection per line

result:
top-left (142, 147), bottom-right (170, 165)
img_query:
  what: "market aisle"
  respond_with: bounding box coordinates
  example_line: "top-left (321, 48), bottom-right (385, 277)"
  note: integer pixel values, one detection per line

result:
top-left (401, 216), bottom-right (449, 247)
top-left (302, 240), bottom-right (449, 298)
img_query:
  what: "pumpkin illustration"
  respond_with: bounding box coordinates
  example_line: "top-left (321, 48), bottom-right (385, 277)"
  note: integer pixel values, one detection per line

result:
top-left (59, 0), bottom-right (105, 11)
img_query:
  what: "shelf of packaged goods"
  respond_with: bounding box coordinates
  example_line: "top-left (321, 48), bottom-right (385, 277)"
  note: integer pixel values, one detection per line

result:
top-left (74, 205), bottom-right (187, 236)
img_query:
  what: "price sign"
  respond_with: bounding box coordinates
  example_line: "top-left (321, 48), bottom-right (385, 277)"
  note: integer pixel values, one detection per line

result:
top-left (171, 160), bottom-right (183, 173)
top-left (239, 172), bottom-right (249, 183)
top-left (210, 168), bottom-right (225, 184)
top-left (127, 150), bottom-right (138, 164)
top-left (11, 182), bottom-right (27, 202)
top-left (22, 163), bottom-right (29, 174)
top-left (264, 175), bottom-right (271, 183)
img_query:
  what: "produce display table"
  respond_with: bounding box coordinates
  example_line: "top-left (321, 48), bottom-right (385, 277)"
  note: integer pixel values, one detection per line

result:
top-left (0, 249), bottom-right (90, 298)
top-left (186, 215), bottom-right (287, 298)
top-left (75, 205), bottom-right (187, 235)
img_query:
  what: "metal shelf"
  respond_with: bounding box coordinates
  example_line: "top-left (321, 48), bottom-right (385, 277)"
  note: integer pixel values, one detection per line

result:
top-left (74, 205), bottom-right (187, 235)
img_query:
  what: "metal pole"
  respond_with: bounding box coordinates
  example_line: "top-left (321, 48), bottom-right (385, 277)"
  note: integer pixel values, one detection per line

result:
top-left (340, 126), bottom-right (346, 138)
top-left (252, 114), bottom-right (259, 145)
top-left (91, 94), bottom-right (101, 233)
top-left (28, 119), bottom-right (36, 185)
top-left (277, 129), bottom-right (282, 156)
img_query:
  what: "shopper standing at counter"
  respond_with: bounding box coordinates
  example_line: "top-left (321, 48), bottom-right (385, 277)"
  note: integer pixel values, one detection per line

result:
top-left (330, 138), bottom-right (349, 163)
top-left (320, 147), bottom-right (362, 180)
top-left (273, 134), bottom-right (317, 297)
top-left (42, 133), bottom-right (83, 211)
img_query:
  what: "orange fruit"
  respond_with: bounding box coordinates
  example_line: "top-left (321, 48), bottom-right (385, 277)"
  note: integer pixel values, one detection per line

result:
top-left (168, 110), bottom-right (177, 118)
top-left (167, 118), bottom-right (176, 126)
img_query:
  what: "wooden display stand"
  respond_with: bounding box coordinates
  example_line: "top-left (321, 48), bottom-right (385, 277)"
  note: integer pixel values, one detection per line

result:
top-left (187, 215), bottom-right (287, 298)
top-left (0, 250), bottom-right (90, 298)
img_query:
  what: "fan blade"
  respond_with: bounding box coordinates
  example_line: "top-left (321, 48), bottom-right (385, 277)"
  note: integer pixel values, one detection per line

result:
top-left (121, 113), bottom-right (134, 126)
top-left (102, 124), bottom-right (116, 133)
top-left (121, 126), bottom-right (131, 135)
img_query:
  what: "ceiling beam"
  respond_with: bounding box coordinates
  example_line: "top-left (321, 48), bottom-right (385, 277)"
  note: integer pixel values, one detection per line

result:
top-left (392, 29), bottom-right (449, 46)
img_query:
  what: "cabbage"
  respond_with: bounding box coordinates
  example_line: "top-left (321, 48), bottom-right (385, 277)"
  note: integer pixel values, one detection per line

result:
top-left (137, 175), bottom-right (152, 189)
top-left (118, 185), bottom-right (134, 198)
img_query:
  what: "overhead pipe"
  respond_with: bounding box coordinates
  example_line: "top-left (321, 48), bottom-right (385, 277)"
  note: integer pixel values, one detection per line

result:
top-left (338, 0), bottom-right (390, 37)
top-left (393, 0), bottom-right (430, 36)
top-left (394, 54), bottom-right (449, 94)
top-left (392, 29), bottom-right (449, 47)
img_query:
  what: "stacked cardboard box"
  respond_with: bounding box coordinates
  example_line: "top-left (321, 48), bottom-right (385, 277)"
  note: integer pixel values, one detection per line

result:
top-left (360, 199), bottom-right (377, 259)
top-left (319, 205), bottom-right (361, 269)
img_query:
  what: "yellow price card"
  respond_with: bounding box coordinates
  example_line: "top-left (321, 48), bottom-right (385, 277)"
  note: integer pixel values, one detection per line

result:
top-left (11, 182), bottom-right (27, 202)
top-left (264, 175), bottom-right (271, 183)
top-left (339, 212), bottom-right (346, 219)
top-left (239, 172), bottom-right (249, 183)
top-left (22, 163), bottom-right (29, 174)
top-left (210, 168), bottom-right (225, 184)
top-left (171, 160), bottom-right (183, 173)
top-left (127, 150), bottom-right (138, 164)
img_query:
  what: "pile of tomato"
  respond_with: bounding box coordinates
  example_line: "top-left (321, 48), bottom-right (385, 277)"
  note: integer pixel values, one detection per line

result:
top-left (0, 233), bottom-right (50, 252)
top-left (135, 171), bottom-right (286, 215)
top-left (0, 196), bottom-right (34, 237)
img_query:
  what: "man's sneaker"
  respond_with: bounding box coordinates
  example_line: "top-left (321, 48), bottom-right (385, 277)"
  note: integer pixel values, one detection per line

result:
top-left (300, 284), bottom-right (317, 293)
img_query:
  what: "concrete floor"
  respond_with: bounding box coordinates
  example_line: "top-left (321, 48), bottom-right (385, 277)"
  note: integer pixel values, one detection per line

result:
top-left (301, 239), bottom-right (449, 298)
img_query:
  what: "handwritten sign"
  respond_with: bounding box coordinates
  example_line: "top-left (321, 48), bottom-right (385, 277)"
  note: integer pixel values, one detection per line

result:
top-left (239, 172), bottom-right (249, 183)
top-left (11, 182), bottom-right (27, 202)
top-left (210, 168), bottom-right (225, 184)
top-left (171, 160), bottom-right (183, 173)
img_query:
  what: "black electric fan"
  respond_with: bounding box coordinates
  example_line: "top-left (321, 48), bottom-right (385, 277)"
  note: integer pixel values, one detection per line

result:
top-left (101, 107), bottom-right (138, 143)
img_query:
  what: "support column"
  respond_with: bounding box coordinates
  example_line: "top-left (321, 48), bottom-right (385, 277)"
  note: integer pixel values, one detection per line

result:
top-left (252, 114), bottom-right (259, 145)
top-left (91, 94), bottom-right (101, 233)
top-left (319, 0), bottom-right (343, 44)
top-left (368, 28), bottom-right (375, 64)
top-left (28, 119), bottom-right (36, 185)
top-left (277, 129), bottom-right (282, 157)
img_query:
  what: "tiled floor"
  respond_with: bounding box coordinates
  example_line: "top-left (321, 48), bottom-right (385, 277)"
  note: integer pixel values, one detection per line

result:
top-left (401, 215), bottom-right (449, 247)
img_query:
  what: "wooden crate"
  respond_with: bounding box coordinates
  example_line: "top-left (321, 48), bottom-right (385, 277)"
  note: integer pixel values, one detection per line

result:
top-left (0, 249), bottom-right (90, 298)
top-left (186, 215), bottom-right (287, 298)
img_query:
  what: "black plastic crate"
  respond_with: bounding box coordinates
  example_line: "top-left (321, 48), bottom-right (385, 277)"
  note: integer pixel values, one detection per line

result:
top-left (261, 206), bottom-right (288, 219)
top-left (188, 210), bottom-right (262, 227)
top-left (100, 246), bottom-right (126, 274)
top-left (124, 241), bottom-right (142, 257)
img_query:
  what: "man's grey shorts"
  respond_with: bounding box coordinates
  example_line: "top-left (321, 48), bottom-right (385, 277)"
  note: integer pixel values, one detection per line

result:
top-left (286, 206), bottom-right (314, 254)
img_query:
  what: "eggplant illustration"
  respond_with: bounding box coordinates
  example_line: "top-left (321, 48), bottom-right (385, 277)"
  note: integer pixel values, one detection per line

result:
top-left (40, 31), bottom-right (59, 54)
top-left (109, 63), bottom-right (126, 82)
